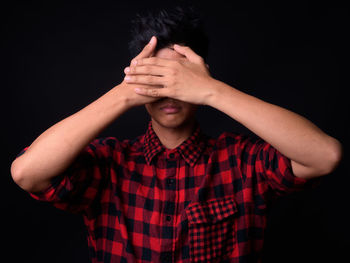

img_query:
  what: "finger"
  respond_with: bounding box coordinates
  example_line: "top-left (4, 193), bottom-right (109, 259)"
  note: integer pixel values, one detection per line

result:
top-left (124, 74), bottom-right (165, 86)
top-left (134, 86), bottom-right (169, 98)
top-left (131, 36), bottom-right (157, 63)
top-left (173, 44), bottom-right (203, 63)
top-left (134, 57), bottom-right (175, 67)
top-left (124, 65), bottom-right (170, 76)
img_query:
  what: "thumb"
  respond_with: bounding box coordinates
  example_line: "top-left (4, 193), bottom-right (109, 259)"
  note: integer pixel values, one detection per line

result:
top-left (132, 36), bottom-right (157, 63)
top-left (174, 44), bottom-right (202, 63)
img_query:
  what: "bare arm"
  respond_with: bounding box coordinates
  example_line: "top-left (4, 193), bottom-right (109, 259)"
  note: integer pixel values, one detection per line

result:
top-left (11, 85), bottom-right (129, 192)
top-left (124, 44), bottom-right (343, 179)
top-left (206, 79), bottom-right (342, 179)
top-left (11, 36), bottom-right (158, 193)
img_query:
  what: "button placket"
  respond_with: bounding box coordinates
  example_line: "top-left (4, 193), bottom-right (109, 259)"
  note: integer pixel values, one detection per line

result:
top-left (160, 150), bottom-right (178, 259)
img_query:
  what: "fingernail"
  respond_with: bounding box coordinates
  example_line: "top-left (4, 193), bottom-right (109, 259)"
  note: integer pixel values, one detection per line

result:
top-left (149, 36), bottom-right (155, 44)
top-left (124, 75), bottom-right (131, 81)
top-left (134, 87), bottom-right (141, 92)
top-left (124, 67), bottom-right (130, 73)
top-left (132, 60), bottom-right (138, 66)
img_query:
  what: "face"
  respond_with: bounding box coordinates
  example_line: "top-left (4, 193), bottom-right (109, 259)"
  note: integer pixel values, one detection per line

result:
top-left (145, 45), bottom-right (197, 129)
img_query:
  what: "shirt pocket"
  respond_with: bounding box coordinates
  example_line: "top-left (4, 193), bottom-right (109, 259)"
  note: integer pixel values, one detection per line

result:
top-left (185, 196), bottom-right (238, 263)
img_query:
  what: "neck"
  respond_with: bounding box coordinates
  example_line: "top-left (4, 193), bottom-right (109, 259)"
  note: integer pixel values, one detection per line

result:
top-left (151, 119), bottom-right (196, 149)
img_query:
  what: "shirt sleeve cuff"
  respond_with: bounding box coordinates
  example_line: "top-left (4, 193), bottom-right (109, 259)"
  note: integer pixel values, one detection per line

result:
top-left (281, 155), bottom-right (322, 191)
top-left (28, 174), bottom-right (68, 202)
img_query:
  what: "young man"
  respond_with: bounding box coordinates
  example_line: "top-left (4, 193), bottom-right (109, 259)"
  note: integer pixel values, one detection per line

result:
top-left (11, 7), bottom-right (341, 263)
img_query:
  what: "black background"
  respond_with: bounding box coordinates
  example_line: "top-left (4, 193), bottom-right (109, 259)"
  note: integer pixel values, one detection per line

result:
top-left (2, 0), bottom-right (349, 262)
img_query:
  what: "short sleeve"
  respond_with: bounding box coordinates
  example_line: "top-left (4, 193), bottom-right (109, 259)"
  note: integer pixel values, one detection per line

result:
top-left (20, 137), bottom-right (118, 214)
top-left (231, 134), bottom-right (320, 200)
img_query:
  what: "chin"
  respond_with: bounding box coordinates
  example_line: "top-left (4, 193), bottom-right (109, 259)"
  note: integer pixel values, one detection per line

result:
top-left (153, 115), bottom-right (191, 129)
top-left (145, 99), bottom-right (198, 129)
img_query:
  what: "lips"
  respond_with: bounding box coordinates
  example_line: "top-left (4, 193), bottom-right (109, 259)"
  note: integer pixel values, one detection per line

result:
top-left (160, 103), bottom-right (181, 114)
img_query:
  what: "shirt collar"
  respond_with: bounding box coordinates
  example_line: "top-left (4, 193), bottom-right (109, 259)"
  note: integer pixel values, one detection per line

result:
top-left (143, 121), bottom-right (207, 167)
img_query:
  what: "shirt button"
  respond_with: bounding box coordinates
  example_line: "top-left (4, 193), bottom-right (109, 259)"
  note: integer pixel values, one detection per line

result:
top-left (168, 153), bottom-right (175, 159)
top-left (166, 215), bottom-right (172, 221)
top-left (167, 178), bottom-right (175, 185)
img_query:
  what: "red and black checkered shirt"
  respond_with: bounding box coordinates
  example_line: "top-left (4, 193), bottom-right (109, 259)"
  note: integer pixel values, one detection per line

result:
top-left (21, 121), bottom-right (317, 262)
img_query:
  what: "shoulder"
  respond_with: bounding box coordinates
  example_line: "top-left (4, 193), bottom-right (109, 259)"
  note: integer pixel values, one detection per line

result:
top-left (205, 131), bottom-right (268, 159)
top-left (214, 131), bottom-right (261, 148)
top-left (87, 135), bottom-right (144, 157)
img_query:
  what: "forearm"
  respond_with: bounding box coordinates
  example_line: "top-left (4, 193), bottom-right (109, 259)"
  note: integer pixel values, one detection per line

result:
top-left (207, 79), bottom-right (342, 178)
top-left (11, 84), bottom-right (130, 192)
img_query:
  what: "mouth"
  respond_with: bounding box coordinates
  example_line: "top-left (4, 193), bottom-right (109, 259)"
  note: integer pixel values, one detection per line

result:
top-left (160, 103), bottom-right (182, 114)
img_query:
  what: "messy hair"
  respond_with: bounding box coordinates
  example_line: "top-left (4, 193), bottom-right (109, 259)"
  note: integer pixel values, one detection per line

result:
top-left (128, 6), bottom-right (209, 60)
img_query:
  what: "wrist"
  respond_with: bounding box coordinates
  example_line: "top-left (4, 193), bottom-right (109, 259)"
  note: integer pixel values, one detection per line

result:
top-left (204, 78), bottom-right (231, 107)
top-left (111, 82), bottom-right (135, 110)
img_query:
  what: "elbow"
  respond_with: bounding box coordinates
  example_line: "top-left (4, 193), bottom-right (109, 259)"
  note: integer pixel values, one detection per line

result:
top-left (11, 158), bottom-right (36, 192)
top-left (11, 157), bottom-right (52, 193)
top-left (320, 137), bottom-right (343, 176)
top-left (11, 159), bottom-right (24, 188)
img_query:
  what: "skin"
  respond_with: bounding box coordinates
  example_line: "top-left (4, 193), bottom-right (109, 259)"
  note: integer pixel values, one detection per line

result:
top-left (137, 45), bottom-right (199, 148)
top-left (10, 37), bottom-right (161, 192)
top-left (11, 36), bottom-right (342, 194)
top-left (124, 37), bottom-right (343, 179)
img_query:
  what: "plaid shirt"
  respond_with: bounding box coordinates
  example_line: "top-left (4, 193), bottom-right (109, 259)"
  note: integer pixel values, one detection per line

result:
top-left (22, 121), bottom-right (317, 263)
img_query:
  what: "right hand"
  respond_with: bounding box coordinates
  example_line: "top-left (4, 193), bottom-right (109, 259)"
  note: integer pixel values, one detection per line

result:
top-left (117, 36), bottom-right (163, 108)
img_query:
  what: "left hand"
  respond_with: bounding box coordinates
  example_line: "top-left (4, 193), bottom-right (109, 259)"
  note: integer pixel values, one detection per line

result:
top-left (123, 44), bottom-right (215, 105)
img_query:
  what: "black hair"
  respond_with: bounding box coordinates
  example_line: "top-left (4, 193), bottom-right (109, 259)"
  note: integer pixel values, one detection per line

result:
top-left (128, 6), bottom-right (209, 60)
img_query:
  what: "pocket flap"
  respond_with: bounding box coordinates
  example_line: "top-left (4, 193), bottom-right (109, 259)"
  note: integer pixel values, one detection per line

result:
top-left (186, 196), bottom-right (237, 224)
